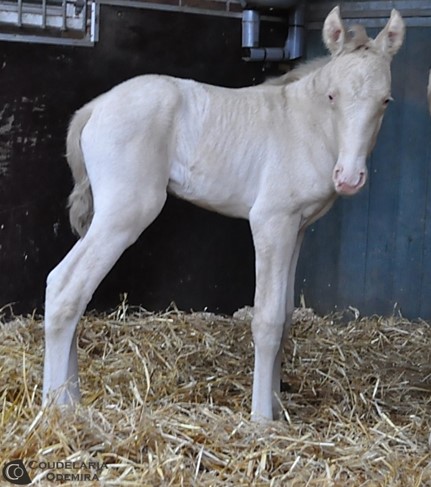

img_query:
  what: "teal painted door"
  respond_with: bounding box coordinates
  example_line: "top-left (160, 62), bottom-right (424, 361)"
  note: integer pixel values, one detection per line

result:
top-left (297, 24), bottom-right (431, 318)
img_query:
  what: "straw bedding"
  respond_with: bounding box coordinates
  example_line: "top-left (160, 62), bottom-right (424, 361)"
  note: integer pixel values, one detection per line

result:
top-left (1, 303), bottom-right (430, 486)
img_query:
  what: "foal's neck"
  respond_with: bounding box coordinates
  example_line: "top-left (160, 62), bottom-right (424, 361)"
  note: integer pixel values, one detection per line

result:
top-left (285, 64), bottom-right (335, 129)
top-left (282, 63), bottom-right (339, 159)
top-left (288, 62), bottom-right (331, 101)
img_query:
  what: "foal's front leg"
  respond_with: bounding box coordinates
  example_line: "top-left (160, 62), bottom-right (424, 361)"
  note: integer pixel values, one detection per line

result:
top-left (250, 210), bottom-right (301, 422)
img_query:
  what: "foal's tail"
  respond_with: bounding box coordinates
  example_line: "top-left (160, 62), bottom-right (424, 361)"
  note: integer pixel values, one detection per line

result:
top-left (66, 103), bottom-right (94, 238)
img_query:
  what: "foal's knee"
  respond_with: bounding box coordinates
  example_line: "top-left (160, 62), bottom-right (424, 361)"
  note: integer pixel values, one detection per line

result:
top-left (252, 310), bottom-right (285, 355)
top-left (44, 300), bottom-right (81, 341)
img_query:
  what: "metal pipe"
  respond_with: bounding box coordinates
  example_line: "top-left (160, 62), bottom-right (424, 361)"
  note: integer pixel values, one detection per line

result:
top-left (42, 0), bottom-right (47, 29)
top-left (242, 2), bottom-right (305, 62)
top-left (242, 10), bottom-right (260, 48)
top-left (17, 0), bottom-right (23, 27)
top-left (81, 0), bottom-right (87, 33)
top-left (286, 2), bottom-right (305, 60)
top-left (62, 0), bottom-right (67, 31)
top-left (243, 47), bottom-right (290, 62)
top-left (90, 1), bottom-right (99, 42)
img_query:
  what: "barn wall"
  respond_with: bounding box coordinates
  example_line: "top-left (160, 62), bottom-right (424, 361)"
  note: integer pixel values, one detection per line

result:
top-left (297, 5), bottom-right (431, 319)
top-left (1, 2), bottom-right (431, 320)
top-left (0, 5), bottom-right (280, 316)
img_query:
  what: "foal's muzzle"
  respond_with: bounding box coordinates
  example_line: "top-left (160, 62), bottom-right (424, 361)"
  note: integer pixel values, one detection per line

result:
top-left (333, 163), bottom-right (368, 196)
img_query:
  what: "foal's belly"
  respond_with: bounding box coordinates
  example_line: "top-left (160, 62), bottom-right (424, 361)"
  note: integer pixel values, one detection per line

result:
top-left (168, 159), bottom-right (254, 219)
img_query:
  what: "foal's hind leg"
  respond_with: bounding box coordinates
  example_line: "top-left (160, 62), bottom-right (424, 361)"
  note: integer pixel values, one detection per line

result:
top-left (43, 190), bottom-right (167, 405)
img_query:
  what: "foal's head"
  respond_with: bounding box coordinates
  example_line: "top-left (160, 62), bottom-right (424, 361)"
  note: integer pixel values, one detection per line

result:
top-left (321, 7), bottom-right (405, 196)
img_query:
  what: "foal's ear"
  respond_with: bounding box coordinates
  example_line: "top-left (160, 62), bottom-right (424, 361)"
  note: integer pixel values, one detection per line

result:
top-left (374, 9), bottom-right (405, 56)
top-left (323, 6), bottom-right (346, 55)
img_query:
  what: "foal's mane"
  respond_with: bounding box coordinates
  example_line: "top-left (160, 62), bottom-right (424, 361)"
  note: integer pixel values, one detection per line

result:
top-left (265, 24), bottom-right (372, 87)
top-left (264, 57), bottom-right (330, 86)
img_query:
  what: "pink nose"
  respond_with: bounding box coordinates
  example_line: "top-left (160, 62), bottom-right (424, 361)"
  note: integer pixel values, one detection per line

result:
top-left (333, 168), bottom-right (367, 196)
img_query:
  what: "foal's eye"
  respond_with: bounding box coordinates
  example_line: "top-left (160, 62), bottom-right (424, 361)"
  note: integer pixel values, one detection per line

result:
top-left (328, 94), bottom-right (334, 101)
top-left (383, 96), bottom-right (394, 105)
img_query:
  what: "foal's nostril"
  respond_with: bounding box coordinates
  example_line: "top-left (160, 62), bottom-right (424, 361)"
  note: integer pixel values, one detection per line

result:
top-left (334, 167), bottom-right (342, 179)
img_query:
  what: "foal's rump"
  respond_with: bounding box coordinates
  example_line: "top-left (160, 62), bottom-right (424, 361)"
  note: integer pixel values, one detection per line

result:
top-left (66, 75), bottom-right (185, 237)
